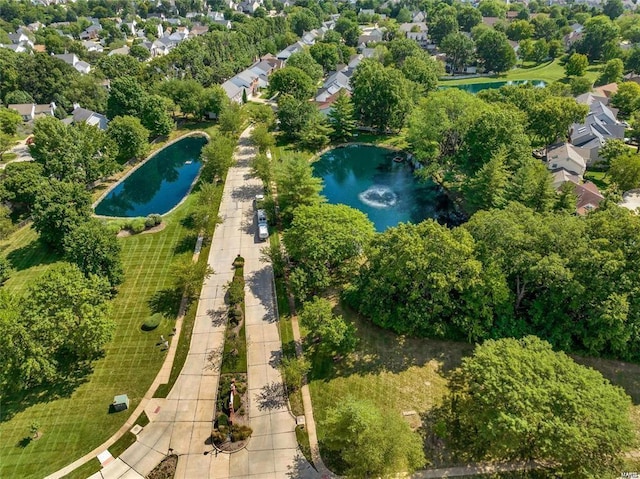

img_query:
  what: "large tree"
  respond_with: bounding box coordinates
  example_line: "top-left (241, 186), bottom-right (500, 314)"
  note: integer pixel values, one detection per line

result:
top-left (612, 81), bottom-right (640, 118)
top-left (107, 115), bottom-right (149, 163)
top-left (284, 204), bottom-right (374, 296)
top-left (268, 66), bottom-right (316, 101)
top-left (475, 29), bottom-right (517, 74)
top-left (32, 180), bottom-right (93, 251)
top-left (400, 54), bottom-right (442, 93)
top-left (530, 96), bottom-right (588, 148)
top-left (320, 397), bottom-right (426, 477)
top-left (63, 219), bottom-right (124, 288)
top-left (440, 32), bottom-right (475, 75)
top-left (287, 49), bottom-right (324, 81)
top-left (579, 15), bottom-right (620, 61)
top-left (0, 162), bottom-right (44, 214)
top-left (277, 94), bottom-right (317, 141)
top-left (564, 53), bottom-right (589, 77)
top-left (275, 154), bottom-right (324, 223)
top-left (351, 59), bottom-right (412, 132)
top-left (351, 220), bottom-right (508, 340)
top-left (298, 297), bottom-right (357, 355)
top-left (327, 91), bottom-right (356, 143)
top-left (442, 336), bottom-right (634, 477)
top-left (610, 152), bottom-right (640, 191)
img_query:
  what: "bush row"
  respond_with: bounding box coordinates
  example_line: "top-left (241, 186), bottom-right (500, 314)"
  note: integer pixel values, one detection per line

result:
top-left (106, 214), bottom-right (162, 235)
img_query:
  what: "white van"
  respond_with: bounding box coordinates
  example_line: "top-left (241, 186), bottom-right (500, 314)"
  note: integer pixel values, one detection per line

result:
top-left (257, 209), bottom-right (268, 241)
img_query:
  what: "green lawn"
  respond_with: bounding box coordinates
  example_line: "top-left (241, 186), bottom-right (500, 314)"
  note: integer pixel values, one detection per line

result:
top-left (440, 58), bottom-right (601, 86)
top-left (584, 170), bottom-right (611, 191)
top-left (0, 141), bottom-right (221, 478)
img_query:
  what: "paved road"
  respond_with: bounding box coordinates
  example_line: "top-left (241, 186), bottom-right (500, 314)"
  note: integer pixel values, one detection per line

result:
top-left (1, 138), bottom-right (33, 169)
top-left (90, 129), bottom-right (316, 479)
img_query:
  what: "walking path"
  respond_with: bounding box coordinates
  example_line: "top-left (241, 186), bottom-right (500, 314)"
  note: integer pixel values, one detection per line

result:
top-left (72, 128), bottom-right (316, 479)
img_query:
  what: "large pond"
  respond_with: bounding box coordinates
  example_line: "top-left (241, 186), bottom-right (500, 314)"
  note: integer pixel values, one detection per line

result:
top-left (95, 135), bottom-right (208, 217)
top-left (312, 145), bottom-right (460, 232)
top-left (440, 79), bottom-right (545, 94)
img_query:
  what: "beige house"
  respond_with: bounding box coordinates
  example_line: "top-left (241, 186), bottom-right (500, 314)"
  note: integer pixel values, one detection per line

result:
top-left (546, 142), bottom-right (587, 178)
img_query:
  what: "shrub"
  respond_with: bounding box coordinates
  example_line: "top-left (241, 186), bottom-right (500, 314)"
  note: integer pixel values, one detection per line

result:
top-left (130, 218), bottom-right (146, 234)
top-left (211, 427), bottom-right (228, 445)
top-left (232, 255), bottom-right (245, 268)
top-left (230, 424), bottom-right (252, 441)
top-left (226, 277), bottom-right (244, 306)
top-left (145, 214), bottom-right (162, 227)
top-left (105, 222), bottom-right (123, 235)
top-left (142, 313), bottom-right (163, 331)
top-left (217, 413), bottom-right (229, 427)
top-left (233, 391), bottom-right (241, 411)
top-left (0, 256), bottom-right (12, 283)
top-left (228, 306), bottom-right (241, 323)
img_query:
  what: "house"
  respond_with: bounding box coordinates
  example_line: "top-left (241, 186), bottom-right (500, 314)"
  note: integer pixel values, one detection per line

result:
top-left (570, 100), bottom-right (626, 164)
top-left (8, 32), bottom-right (32, 46)
top-left (551, 169), bottom-right (605, 215)
top-left (65, 105), bottom-right (109, 130)
top-left (190, 24), bottom-right (210, 36)
top-left (0, 43), bottom-right (29, 53)
top-left (108, 45), bottom-right (130, 56)
top-left (239, 0), bottom-right (262, 13)
top-left (221, 80), bottom-right (244, 103)
top-left (563, 23), bottom-right (583, 47)
top-left (358, 26), bottom-right (384, 46)
top-left (82, 40), bottom-right (103, 52)
top-left (276, 41), bottom-right (304, 61)
top-left (80, 22), bottom-right (102, 40)
top-left (399, 22), bottom-right (430, 49)
top-left (54, 53), bottom-right (91, 74)
top-left (546, 142), bottom-right (587, 177)
top-left (412, 12), bottom-right (426, 23)
top-left (482, 16), bottom-right (500, 27)
top-left (229, 70), bottom-right (260, 97)
top-left (8, 102), bottom-right (56, 122)
top-left (317, 89), bottom-right (349, 116)
top-left (593, 82), bottom-right (618, 99)
top-left (623, 72), bottom-right (640, 85)
top-left (575, 92), bottom-right (611, 107)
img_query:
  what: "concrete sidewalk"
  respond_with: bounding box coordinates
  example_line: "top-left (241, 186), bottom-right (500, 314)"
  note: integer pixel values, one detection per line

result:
top-left (89, 129), bottom-right (316, 479)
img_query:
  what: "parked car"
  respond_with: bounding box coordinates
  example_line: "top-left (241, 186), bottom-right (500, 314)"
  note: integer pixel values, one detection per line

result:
top-left (257, 208), bottom-right (268, 241)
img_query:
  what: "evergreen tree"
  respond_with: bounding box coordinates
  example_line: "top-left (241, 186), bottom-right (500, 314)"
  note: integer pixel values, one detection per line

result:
top-left (328, 91), bottom-right (356, 143)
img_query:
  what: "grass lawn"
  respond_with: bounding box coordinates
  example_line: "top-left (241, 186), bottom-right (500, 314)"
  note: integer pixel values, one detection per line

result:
top-left (584, 170), bottom-right (611, 191)
top-left (0, 127), bottom-right (222, 478)
top-left (440, 59), bottom-right (601, 86)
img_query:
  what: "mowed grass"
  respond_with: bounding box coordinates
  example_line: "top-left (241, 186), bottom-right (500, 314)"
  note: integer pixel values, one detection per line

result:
top-left (440, 58), bottom-right (601, 86)
top-left (0, 193), bottom-right (201, 479)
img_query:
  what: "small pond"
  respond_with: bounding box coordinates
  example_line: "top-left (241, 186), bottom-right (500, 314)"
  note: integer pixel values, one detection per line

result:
top-left (440, 79), bottom-right (545, 94)
top-left (312, 145), bottom-right (461, 232)
top-left (95, 135), bottom-right (208, 217)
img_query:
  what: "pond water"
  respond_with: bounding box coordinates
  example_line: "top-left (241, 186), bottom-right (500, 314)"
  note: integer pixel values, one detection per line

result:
top-left (312, 145), bottom-right (460, 232)
top-left (440, 79), bottom-right (545, 94)
top-left (95, 135), bottom-right (207, 217)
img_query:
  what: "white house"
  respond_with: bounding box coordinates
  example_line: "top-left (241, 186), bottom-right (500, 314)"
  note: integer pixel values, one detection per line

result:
top-left (8, 102), bottom-right (56, 122)
top-left (546, 142), bottom-right (587, 178)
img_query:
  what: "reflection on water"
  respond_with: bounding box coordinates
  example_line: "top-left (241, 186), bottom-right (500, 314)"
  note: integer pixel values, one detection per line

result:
top-left (313, 145), bottom-right (461, 232)
top-left (95, 136), bottom-right (207, 217)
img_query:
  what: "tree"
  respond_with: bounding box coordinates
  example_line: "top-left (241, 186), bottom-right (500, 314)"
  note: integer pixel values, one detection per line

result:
top-left (630, 110), bottom-right (640, 152)
top-left (4, 90), bottom-right (34, 105)
top-left (32, 180), bottom-right (93, 251)
top-left (334, 17), bottom-right (360, 47)
top-left (140, 94), bottom-right (174, 137)
top-left (201, 85), bottom-right (228, 120)
top-left (129, 43), bottom-right (150, 61)
top-left (610, 152), bottom-right (640, 191)
top-left (0, 162), bottom-right (44, 214)
top-left (284, 204), bottom-right (374, 295)
top-left (0, 132), bottom-right (13, 160)
top-left (250, 124), bottom-right (275, 154)
top-left (429, 10), bottom-right (459, 45)
top-left (158, 79), bottom-right (205, 118)
top-left (475, 29), bottom-right (517, 73)
top-left (268, 67), bottom-right (316, 101)
top-left (564, 53), bottom-right (589, 77)
top-left (506, 20), bottom-right (534, 41)
top-left (218, 102), bottom-right (244, 136)
top-left (457, 5), bottom-right (482, 32)
top-left (463, 148), bottom-right (510, 214)
top-left (579, 15), bottom-right (620, 61)
top-left (570, 77), bottom-right (593, 95)
top-left (308, 43), bottom-right (340, 73)
top-left (328, 91), bottom-right (356, 143)
top-left (0, 205), bottom-right (14, 240)
top-left (600, 138), bottom-right (628, 163)
top-left (106, 76), bottom-right (146, 119)
top-left (0, 106), bottom-right (22, 135)
top-left (63, 219), bottom-right (124, 288)
top-left (279, 355), bottom-right (310, 392)
top-left (321, 397), bottom-right (426, 477)
top-left (530, 96), bottom-right (589, 148)
top-left (351, 221), bottom-right (507, 340)
top-left (627, 46), bottom-right (640, 74)
top-left (388, 38), bottom-right (422, 66)
top-left (200, 131), bottom-right (236, 182)
top-left (440, 32), bottom-right (475, 75)
top-left (510, 159), bottom-right (556, 212)
top-left (287, 50), bottom-right (324, 81)
top-left (275, 154), bottom-right (324, 223)
top-left (97, 54), bottom-right (142, 79)
top-left (299, 111), bottom-right (331, 151)
top-left (172, 254), bottom-right (214, 301)
top-left (277, 94), bottom-right (316, 141)
top-left (107, 115), bottom-right (149, 163)
top-left (478, 0), bottom-right (507, 17)
top-left (612, 81), bottom-right (640, 117)
top-left (442, 336), bottom-right (634, 476)
top-left (598, 58), bottom-right (624, 85)
top-left (603, 0), bottom-right (624, 20)
top-left (288, 7), bottom-right (321, 36)
top-left (298, 297), bottom-right (357, 354)
top-left (400, 55), bottom-right (442, 92)
top-left (351, 59), bottom-right (412, 132)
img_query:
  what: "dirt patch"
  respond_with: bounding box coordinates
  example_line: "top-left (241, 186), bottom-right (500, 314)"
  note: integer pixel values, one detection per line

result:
top-left (147, 454), bottom-right (177, 479)
top-left (142, 222), bottom-right (167, 234)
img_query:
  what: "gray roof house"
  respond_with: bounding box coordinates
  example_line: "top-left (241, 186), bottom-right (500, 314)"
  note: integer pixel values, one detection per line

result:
top-left (9, 102), bottom-right (56, 122)
top-left (66, 106), bottom-right (109, 130)
top-left (221, 80), bottom-right (243, 103)
top-left (276, 41), bottom-right (305, 61)
top-left (570, 101), bottom-right (626, 165)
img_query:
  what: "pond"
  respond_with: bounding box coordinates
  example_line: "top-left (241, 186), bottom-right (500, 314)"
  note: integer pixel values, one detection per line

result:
top-left (312, 145), bottom-right (461, 232)
top-left (95, 135), bottom-right (208, 217)
top-left (440, 79), bottom-right (545, 94)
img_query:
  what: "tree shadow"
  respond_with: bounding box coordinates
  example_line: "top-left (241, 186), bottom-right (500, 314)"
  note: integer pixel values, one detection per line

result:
top-left (148, 288), bottom-right (183, 318)
top-left (6, 238), bottom-right (62, 272)
top-left (173, 233), bottom-right (198, 255)
top-left (268, 348), bottom-right (283, 370)
top-left (180, 213), bottom-right (196, 230)
top-left (231, 183), bottom-right (263, 202)
top-left (285, 451), bottom-right (317, 478)
top-left (16, 437), bottom-right (32, 448)
top-left (2, 361), bottom-right (93, 423)
top-left (207, 307), bottom-right (228, 327)
top-left (255, 381), bottom-right (287, 411)
top-left (245, 266), bottom-right (277, 323)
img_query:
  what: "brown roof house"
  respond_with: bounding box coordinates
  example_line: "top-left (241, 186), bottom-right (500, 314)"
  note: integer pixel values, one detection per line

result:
top-left (8, 102), bottom-right (56, 122)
